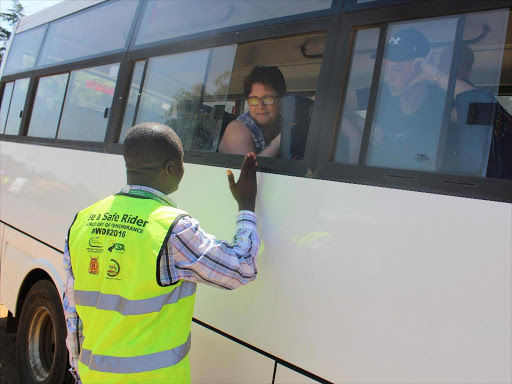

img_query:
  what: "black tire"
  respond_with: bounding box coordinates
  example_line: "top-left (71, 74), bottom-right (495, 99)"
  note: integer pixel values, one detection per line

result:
top-left (16, 280), bottom-right (73, 384)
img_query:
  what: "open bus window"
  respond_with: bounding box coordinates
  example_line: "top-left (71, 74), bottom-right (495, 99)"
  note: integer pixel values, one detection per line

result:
top-left (218, 33), bottom-right (326, 159)
top-left (335, 9), bottom-right (511, 179)
top-left (118, 45), bottom-right (236, 150)
top-left (57, 63), bottom-right (119, 142)
top-left (27, 74), bottom-right (69, 139)
top-left (0, 82), bottom-right (15, 134)
top-left (3, 78), bottom-right (29, 135)
top-left (2, 25), bottom-right (46, 76)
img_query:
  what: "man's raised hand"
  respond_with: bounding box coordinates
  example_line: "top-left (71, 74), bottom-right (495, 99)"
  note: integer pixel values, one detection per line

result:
top-left (227, 152), bottom-right (258, 212)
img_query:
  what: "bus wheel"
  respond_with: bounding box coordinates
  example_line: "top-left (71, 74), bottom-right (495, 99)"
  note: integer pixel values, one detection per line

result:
top-left (16, 280), bottom-right (72, 383)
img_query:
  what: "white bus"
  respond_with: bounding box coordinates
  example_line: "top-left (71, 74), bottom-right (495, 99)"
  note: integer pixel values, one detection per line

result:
top-left (1, 0), bottom-right (511, 383)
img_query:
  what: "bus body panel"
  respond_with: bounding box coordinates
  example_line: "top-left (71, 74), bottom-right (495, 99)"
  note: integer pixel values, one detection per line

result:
top-left (1, 141), bottom-right (510, 383)
top-left (0, 225), bottom-right (65, 314)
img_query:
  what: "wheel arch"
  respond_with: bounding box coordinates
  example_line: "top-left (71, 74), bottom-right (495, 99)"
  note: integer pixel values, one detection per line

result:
top-left (10, 269), bottom-right (56, 333)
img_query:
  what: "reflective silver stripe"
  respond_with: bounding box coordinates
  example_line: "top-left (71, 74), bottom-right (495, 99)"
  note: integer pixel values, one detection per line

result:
top-left (75, 281), bottom-right (196, 315)
top-left (80, 333), bottom-right (191, 374)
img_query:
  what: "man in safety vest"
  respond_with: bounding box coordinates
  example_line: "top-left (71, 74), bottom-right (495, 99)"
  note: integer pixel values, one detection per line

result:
top-left (63, 122), bottom-right (260, 383)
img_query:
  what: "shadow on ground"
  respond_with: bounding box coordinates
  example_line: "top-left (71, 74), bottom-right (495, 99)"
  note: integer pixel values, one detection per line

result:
top-left (0, 306), bottom-right (17, 384)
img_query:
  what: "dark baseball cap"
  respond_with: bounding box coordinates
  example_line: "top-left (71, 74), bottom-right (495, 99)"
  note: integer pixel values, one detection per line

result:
top-left (382, 28), bottom-right (430, 62)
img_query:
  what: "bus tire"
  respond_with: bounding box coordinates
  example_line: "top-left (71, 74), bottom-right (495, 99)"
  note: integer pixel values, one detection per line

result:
top-left (16, 280), bottom-right (72, 384)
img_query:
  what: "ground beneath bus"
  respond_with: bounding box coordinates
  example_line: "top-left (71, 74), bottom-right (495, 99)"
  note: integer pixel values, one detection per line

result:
top-left (0, 304), bottom-right (17, 384)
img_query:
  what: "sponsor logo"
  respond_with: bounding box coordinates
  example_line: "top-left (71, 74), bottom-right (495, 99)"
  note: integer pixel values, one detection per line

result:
top-left (88, 237), bottom-right (103, 248)
top-left (88, 257), bottom-right (100, 275)
top-left (107, 259), bottom-right (120, 277)
top-left (108, 242), bottom-right (125, 253)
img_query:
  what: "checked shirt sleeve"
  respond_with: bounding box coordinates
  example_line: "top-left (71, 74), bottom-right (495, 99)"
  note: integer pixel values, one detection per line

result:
top-left (63, 239), bottom-right (82, 383)
top-left (165, 211), bottom-right (260, 290)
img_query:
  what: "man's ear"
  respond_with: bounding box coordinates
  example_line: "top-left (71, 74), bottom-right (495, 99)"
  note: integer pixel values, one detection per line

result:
top-left (164, 160), bottom-right (174, 176)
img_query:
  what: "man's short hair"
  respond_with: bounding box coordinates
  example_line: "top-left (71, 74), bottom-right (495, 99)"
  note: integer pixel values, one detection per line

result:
top-left (243, 66), bottom-right (287, 98)
top-left (383, 28), bottom-right (430, 62)
top-left (123, 122), bottom-right (183, 170)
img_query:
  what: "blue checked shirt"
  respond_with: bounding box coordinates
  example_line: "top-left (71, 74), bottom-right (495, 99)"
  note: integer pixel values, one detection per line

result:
top-left (63, 185), bottom-right (260, 382)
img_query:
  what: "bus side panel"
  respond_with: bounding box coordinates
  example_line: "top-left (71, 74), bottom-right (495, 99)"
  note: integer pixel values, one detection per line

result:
top-left (1, 142), bottom-right (511, 383)
top-left (0, 226), bottom-right (65, 314)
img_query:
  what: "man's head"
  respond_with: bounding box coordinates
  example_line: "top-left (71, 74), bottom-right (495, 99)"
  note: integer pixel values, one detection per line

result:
top-left (124, 122), bottom-right (184, 194)
top-left (243, 66), bottom-right (286, 128)
top-left (382, 28), bottom-right (430, 96)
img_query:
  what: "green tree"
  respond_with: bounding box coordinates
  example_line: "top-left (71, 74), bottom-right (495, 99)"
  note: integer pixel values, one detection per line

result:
top-left (0, 0), bottom-right (24, 63)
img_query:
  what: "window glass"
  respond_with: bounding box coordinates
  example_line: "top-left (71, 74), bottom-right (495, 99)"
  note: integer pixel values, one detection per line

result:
top-left (119, 61), bottom-right (146, 143)
top-left (134, 0), bottom-right (332, 47)
top-left (57, 63), bottom-right (119, 142)
top-left (3, 25), bottom-right (46, 75)
top-left (358, 9), bottom-right (511, 179)
top-left (4, 78), bottom-right (29, 135)
top-left (334, 28), bottom-right (379, 164)
top-left (0, 82), bottom-right (14, 133)
top-left (27, 74), bottom-right (69, 138)
top-left (37, 0), bottom-right (138, 66)
top-left (218, 33), bottom-right (325, 159)
top-left (121, 45), bottom-right (237, 151)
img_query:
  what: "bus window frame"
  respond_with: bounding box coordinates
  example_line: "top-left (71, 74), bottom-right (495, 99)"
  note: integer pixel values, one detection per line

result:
top-left (107, 15), bottom-right (341, 178)
top-left (311, 0), bottom-right (512, 202)
top-left (0, 0), bottom-right (510, 202)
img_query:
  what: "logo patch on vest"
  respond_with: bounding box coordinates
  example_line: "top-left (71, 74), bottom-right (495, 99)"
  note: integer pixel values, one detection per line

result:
top-left (107, 259), bottom-right (120, 278)
top-left (107, 242), bottom-right (125, 253)
top-left (88, 257), bottom-right (100, 275)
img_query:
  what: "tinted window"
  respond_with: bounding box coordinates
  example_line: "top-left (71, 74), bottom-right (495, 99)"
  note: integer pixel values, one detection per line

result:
top-left (28, 74), bottom-right (69, 138)
top-left (3, 25), bottom-right (46, 75)
top-left (0, 83), bottom-right (14, 133)
top-left (37, 0), bottom-right (138, 66)
top-left (57, 63), bottom-right (119, 142)
top-left (134, 0), bottom-right (332, 47)
top-left (339, 9), bottom-right (511, 179)
top-left (4, 78), bottom-right (29, 135)
top-left (121, 45), bottom-right (236, 151)
top-left (334, 28), bottom-right (379, 164)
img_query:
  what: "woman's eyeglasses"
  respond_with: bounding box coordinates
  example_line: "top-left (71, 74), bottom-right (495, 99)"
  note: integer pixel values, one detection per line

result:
top-left (247, 96), bottom-right (279, 106)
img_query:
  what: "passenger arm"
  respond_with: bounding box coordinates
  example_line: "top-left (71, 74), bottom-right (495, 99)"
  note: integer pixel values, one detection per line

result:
top-left (218, 120), bottom-right (256, 155)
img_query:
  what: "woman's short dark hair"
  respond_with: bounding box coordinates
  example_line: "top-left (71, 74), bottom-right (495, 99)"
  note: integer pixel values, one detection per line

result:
top-left (243, 66), bottom-right (287, 98)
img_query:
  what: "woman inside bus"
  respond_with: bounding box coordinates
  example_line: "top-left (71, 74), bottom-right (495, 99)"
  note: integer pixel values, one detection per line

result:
top-left (218, 66), bottom-right (286, 157)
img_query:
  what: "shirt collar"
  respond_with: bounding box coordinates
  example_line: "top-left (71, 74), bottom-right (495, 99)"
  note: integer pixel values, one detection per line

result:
top-left (120, 185), bottom-right (177, 208)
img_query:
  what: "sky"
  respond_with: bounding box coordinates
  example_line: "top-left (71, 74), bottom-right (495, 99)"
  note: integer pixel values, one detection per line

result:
top-left (1, 0), bottom-right (63, 31)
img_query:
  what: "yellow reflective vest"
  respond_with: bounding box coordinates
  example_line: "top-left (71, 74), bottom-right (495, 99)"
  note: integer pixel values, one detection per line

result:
top-left (69, 191), bottom-right (196, 383)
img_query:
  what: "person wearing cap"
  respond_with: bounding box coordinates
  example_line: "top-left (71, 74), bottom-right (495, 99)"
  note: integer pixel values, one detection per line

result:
top-left (219, 66), bottom-right (286, 157)
top-left (344, 28), bottom-right (479, 171)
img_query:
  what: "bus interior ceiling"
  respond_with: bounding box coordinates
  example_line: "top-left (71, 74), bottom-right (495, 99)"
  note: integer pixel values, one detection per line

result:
top-left (228, 33), bottom-right (326, 98)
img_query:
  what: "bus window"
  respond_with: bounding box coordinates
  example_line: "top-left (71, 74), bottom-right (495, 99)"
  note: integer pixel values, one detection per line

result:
top-left (37, 0), bottom-right (138, 67)
top-left (119, 45), bottom-right (236, 151)
top-left (0, 82), bottom-right (14, 133)
top-left (334, 28), bottom-right (379, 164)
top-left (4, 78), bottom-right (29, 135)
top-left (27, 73), bottom-right (69, 139)
top-left (57, 63), bottom-right (119, 142)
top-left (134, 0), bottom-right (332, 47)
top-left (342, 9), bottom-right (511, 178)
top-left (3, 25), bottom-right (46, 76)
top-left (218, 33), bottom-right (326, 159)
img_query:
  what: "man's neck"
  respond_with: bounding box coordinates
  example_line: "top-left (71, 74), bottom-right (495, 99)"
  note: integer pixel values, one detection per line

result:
top-left (399, 83), bottom-right (429, 116)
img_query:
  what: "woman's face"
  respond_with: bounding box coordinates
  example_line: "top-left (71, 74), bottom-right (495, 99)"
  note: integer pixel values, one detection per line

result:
top-left (248, 83), bottom-right (281, 128)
